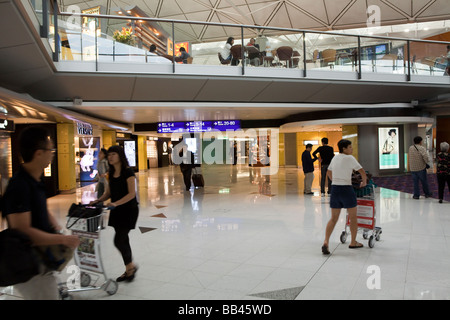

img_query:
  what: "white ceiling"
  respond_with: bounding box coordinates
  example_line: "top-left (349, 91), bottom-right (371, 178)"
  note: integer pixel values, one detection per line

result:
top-left (58, 0), bottom-right (450, 43)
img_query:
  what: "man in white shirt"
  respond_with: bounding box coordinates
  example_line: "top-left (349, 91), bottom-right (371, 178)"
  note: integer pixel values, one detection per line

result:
top-left (322, 139), bottom-right (367, 255)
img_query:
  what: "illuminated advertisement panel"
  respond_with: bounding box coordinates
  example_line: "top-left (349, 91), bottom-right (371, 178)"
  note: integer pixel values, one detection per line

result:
top-left (378, 127), bottom-right (399, 169)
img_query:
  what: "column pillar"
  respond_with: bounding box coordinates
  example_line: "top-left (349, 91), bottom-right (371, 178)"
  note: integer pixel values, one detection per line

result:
top-left (137, 135), bottom-right (148, 171)
top-left (342, 125), bottom-right (359, 160)
top-left (102, 130), bottom-right (116, 149)
top-left (57, 123), bottom-right (76, 193)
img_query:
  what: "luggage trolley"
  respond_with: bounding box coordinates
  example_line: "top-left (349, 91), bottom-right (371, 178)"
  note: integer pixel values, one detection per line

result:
top-left (340, 184), bottom-right (382, 248)
top-left (62, 204), bottom-right (118, 298)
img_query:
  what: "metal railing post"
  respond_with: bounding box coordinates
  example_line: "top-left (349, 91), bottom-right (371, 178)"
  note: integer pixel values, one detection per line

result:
top-left (357, 36), bottom-right (362, 79)
top-left (113, 40), bottom-right (115, 62)
top-left (41, 0), bottom-right (48, 37)
top-left (241, 26), bottom-right (245, 75)
top-left (53, 0), bottom-right (59, 61)
top-left (172, 22), bottom-right (175, 73)
top-left (407, 40), bottom-right (411, 81)
top-left (95, 18), bottom-right (98, 71)
top-left (302, 31), bottom-right (307, 77)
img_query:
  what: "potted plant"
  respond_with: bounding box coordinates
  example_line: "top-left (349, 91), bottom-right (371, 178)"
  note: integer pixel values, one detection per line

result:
top-left (113, 27), bottom-right (135, 45)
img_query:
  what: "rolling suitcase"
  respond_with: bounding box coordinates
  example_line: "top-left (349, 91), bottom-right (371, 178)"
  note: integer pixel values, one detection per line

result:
top-left (192, 167), bottom-right (204, 188)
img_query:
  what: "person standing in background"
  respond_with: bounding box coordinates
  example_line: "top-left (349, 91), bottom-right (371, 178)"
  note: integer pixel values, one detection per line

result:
top-left (302, 144), bottom-right (317, 195)
top-left (312, 138), bottom-right (335, 196)
top-left (407, 136), bottom-right (432, 200)
top-left (95, 148), bottom-right (109, 198)
top-left (436, 141), bottom-right (450, 203)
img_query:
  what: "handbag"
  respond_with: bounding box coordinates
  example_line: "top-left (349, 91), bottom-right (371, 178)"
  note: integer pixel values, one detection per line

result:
top-left (0, 228), bottom-right (40, 286)
top-left (66, 203), bottom-right (103, 232)
top-left (34, 242), bottom-right (74, 272)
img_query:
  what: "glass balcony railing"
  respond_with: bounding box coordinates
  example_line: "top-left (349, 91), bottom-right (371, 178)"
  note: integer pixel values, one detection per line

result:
top-left (34, 6), bottom-right (449, 81)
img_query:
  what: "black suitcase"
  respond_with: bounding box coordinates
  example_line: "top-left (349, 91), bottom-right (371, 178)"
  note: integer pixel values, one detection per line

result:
top-left (192, 168), bottom-right (204, 188)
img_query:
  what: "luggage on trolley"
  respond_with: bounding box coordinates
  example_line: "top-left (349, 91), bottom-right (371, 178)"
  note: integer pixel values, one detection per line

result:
top-left (60, 203), bottom-right (118, 299)
top-left (340, 183), bottom-right (382, 248)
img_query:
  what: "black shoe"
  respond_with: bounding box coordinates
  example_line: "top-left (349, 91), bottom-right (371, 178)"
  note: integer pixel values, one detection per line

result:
top-left (439, 199), bottom-right (443, 203)
top-left (413, 196), bottom-right (419, 199)
top-left (321, 245), bottom-right (330, 255)
top-left (425, 194), bottom-right (432, 198)
top-left (116, 266), bottom-right (138, 282)
top-left (116, 272), bottom-right (129, 282)
top-left (126, 266), bottom-right (138, 282)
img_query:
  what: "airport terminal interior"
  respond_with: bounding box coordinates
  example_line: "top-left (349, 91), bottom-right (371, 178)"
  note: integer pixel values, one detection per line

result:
top-left (1, 0), bottom-right (450, 300)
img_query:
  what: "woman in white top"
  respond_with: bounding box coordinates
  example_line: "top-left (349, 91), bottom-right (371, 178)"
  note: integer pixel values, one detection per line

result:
top-left (322, 139), bottom-right (367, 255)
top-left (220, 37), bottom-right (234, 62)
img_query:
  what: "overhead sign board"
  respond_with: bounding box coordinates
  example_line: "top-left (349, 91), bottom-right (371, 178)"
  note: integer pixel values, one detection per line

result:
top-left (157, 120), bottom-right (241, 133)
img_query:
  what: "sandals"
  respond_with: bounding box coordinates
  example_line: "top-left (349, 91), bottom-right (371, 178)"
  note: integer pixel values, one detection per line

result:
top-left (349, 242), bottom-right (364, 249)
top-left (322, 241), bottom-right (364, 254)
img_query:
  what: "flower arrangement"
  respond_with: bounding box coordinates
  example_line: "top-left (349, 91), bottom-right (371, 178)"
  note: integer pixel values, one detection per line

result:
top-left (113, 27), bottom-right (135, 45)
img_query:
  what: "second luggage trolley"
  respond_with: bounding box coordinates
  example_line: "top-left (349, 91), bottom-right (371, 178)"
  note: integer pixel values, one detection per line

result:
top-left (62, 204), bottom-right (118, 298)
top-left (340, 184), bottom-right (382, 248)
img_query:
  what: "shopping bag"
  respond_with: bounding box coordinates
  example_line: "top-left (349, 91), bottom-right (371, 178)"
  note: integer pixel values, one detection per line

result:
top-left (0, 229), bottom-right (40, 286)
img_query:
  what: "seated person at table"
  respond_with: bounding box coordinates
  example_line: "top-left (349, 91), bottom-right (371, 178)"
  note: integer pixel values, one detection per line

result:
top-left (175, 47), bottom-right (190, 64)
top-left (219, 37), bottom-right (234, 63)
top-left (246, 38), bottom-right (260, 60)
top-left (148, 44), bottom-right (171, 64)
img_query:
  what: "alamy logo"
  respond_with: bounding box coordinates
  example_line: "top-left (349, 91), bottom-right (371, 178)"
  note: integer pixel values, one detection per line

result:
top-left (366, 265), bottom-right (381, 290)
top-left (367, 5), bottom-right (381, 28)
top-left (66, 5), bottom-right (81, 29)
top-left (66, 265), bottom-right (81, 290)
top-left (171, 129), bottom-right (279, 175)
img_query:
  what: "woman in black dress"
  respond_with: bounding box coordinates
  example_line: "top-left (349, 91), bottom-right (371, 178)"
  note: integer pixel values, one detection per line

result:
top-left (90, 145), bottom-right (139, 282)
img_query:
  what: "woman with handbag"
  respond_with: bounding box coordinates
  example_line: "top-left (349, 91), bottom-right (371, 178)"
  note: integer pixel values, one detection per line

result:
top-left (90, 145), bottom-right (139, 282)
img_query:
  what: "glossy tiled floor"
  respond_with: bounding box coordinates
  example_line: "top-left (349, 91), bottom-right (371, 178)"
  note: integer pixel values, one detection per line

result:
top-left (2, 164), bottom-right (450, 300)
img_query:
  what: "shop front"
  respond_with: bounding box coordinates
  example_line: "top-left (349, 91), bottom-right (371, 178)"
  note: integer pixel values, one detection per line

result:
top-left (0, 119), bottom-right (14, 197)
top-left (11, 123), bottom-right (59, 197)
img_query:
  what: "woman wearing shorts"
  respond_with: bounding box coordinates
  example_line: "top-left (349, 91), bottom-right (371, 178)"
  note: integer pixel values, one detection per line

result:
top-left (322, 139), bottom-right (367, 255)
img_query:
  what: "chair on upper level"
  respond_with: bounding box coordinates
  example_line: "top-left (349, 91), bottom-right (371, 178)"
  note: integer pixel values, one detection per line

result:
top-left (292, 50), bottom-right (301, 68)
top-left (230, 45), bottom-right (243, 66)
top-left (322, 49), bottom-right (337, 69)
top-left (276, 46), bottom-right (294, 68)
